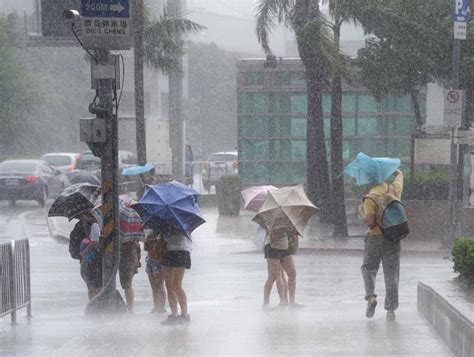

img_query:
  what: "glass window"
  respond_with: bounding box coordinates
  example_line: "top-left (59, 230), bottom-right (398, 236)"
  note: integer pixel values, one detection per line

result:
top-left (239, 116), bottom-right (270, 137)
top-left (272, 117), bottom-right (291, 137)
top-left (342, 95), bottom-right (356, 112)
top-left (240, 140), bottom-right (270, 161)
top-left (342, 117), bottom-right (356, 136)
top-left (290, 72), bottom-right (306, 85)
top-left (0, 161), bottom-right (37, 174)
top-left (238, 93), bottom-right (269, 113)
top-left (290, 94), bottom-right (306, 113)
top-left (274, 72), bottom-right (291, 86)
top-left (357, 117), bottom-right (378, 135)
top-left (291, 118), bottom-right (306, 137)
top-left (274, 93), bottom-right (290, 113)
top-left (323, 95), bottom-right (331, 113)
top-left (272, 140), bottom-right (292, 160)
top-left (243, 72), bottom-right (264, 86)
top-left (40, 155), bottom-right (72, 166)
top-left (291, 141), bottom-right (306, 160)
top-left (358, 95), bottom-right (378, 113)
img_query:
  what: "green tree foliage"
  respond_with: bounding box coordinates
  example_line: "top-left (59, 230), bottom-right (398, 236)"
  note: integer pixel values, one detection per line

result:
top-left (353, 0), bottom-right (452, 126)
top-left (0, 14), bottom-right (42, 158)
top-left (144, 9), bottom-right (205, 75)
top-left (184, 42), bottom-right (238, 158)
top-left (452, 238), bottom-right (474, 284)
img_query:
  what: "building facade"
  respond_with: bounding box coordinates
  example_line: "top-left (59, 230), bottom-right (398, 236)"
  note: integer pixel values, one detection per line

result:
top-left (237, 58), bottom-right (423, 186)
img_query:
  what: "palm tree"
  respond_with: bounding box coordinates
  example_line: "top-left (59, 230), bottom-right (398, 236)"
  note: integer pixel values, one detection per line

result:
top-left (324, 0), bottom-right (358, 236)
top-left (255, 0), bottom-right (334, 219)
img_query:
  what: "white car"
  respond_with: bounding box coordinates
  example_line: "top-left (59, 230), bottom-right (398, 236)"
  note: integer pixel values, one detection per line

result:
top-left (202, 151), bottom-right (238, 192)
top-left (40, 153), bottom-right (80, 174)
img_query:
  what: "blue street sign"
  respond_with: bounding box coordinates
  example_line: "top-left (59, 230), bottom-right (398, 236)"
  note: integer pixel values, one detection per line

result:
top-left (81, 0), bottom-right (129, 18)
top-left (453, 0), bottom-right (469, 22)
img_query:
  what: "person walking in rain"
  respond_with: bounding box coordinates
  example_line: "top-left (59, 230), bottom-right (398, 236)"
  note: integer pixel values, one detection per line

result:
top-left (358, 169), bottom-right (404, 321)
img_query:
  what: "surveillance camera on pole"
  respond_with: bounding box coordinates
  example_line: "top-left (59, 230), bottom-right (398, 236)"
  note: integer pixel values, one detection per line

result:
top-left (63, 9), bottom-right (81, 22)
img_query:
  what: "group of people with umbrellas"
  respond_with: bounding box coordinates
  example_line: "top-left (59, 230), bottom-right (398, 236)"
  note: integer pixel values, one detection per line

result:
top-left (48, 151), bottom-right (405, 322)
top-left (48, 163), bottom-right (205, 325)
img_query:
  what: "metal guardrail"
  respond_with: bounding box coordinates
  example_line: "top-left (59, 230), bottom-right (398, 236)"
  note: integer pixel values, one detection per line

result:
top-left (0, 239), bottom-right (31, 324)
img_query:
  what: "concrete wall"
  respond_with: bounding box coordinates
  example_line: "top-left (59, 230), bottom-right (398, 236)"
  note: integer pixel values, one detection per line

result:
top-left (418, 282), bottom-right (474, 357)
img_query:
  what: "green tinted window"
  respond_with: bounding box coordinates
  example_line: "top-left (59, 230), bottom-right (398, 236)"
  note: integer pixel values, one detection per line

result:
top-left (323, 95), bottom-right (331, 113)
top-left (358, 95), bottom-right (378, 113)
top-left (273, 140), bottom-right (292, 160)
top-left (291, 118), bottom-right (306, 137)
top-left (342, 95), bottom-right (356, 112)
top-left (274, 93), bottom-right (290, 113)
top-left (243, 72), bottom-right (264, 85)
top-left (238, 93), bottom-right (269, 113)
top-left (240, 140), bottom-right (270, 160)
top-left (291, 141), bottom-right (306, 160)
top-left (357, 117), bottom-right (378, 135)
top-left (239, 116), bottom-right (270, 137)
top-left (274, 72), bottom-right (291, 86)
top-left (343, 117), bottom-right (356, 136)
top-left (272, 117), bottom-right (292, 137)
top-left (291, 95), bottom-right (307, 113)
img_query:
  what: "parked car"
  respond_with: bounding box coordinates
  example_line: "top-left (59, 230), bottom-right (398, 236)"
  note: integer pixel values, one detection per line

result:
top-left (76, 150), bottom-right (138, 182)
top-left (40, 152), bottom-right (79, 174)
top-left (0, 160), bottom-right (67, 206)
top-left (202, 151), bottom-right (238, 192)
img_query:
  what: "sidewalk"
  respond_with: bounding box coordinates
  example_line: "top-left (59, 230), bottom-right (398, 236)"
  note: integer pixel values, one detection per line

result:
top-left (0, 208), bottom-right (455, 356)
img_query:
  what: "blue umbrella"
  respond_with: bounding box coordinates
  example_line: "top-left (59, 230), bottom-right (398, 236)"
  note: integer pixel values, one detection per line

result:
top-left (131, 181), bottom-right (205, 237)
top-left (344, 152), bottom-right (400, 186)
top-left (122, 163), bottom-right (154, 176)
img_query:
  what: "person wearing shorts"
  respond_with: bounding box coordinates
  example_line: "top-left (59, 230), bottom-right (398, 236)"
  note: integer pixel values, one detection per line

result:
top-left (119, 239), bottom-right (141, 313)
top-left (262, 229), bottom-right (303, 310)
top-left (144, 230), bottom-right (167, 314)
top-left (160, 228), bottom-right (192, 325)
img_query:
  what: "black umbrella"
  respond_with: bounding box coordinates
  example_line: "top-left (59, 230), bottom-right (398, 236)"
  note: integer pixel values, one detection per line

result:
top-left (66, 169), bottom-right (101, 185)
top-left (48, 183), bottom-right (101, 221)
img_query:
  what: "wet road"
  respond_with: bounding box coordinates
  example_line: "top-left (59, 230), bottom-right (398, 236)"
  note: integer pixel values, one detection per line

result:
top-left (0, 202), bottom-right (455, 356)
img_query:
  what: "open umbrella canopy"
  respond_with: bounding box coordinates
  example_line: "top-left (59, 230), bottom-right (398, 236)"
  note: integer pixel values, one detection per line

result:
top-left (48, 183), bottom-right (101, 221)
top-left (241, 185), bottom-right (277, 212)
top-left (252, 184), bottom-right (318, 237)
top-left (344, 152), bottom-right (401, 186)
top-left (66, 169), bottom-right (101, 185)
top-left (131, 181), bottom-right (205, 237)
top-left (122, 163), bottom-right (154, 176)
top-left (91, 194), bottom-right (144, 242)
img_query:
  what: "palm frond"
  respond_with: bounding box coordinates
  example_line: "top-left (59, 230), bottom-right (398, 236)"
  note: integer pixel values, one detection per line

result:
top-left (255, 0), bottom-right (293, 55)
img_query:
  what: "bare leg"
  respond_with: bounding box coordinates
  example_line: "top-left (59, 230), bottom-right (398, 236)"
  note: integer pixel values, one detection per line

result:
top-left (164, 266), bottom-right (178, 317)
top-left (124, 287), bottom-right (134, 313)
top-left (280, 255), bottom-right (297, 303)
top-left (154, 270), bottom-right (167, 310)
top-left (172, 268), bottom-right (188, 316)
top-left (264, 258), bottom-right (281, 305)
top-left (281, 266), bottom-right (289, 305)
top-left (147, 271), bottom-right (159, 309)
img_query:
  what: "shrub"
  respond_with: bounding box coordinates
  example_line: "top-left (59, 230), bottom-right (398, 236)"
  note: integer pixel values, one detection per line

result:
top-left (404, 169), bottom-right (449, 200)
top-left (452, 238), bottom-right (474, 283)
top-left (216, 175), bottom-right (242, 216)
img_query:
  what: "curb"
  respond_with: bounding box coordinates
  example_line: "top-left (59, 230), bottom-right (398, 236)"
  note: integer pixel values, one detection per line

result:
top-left (418, 281), bottom-right (474, 357)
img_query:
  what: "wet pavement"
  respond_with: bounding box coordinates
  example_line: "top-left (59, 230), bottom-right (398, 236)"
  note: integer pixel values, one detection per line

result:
top-left (0, 202), bottom-right (456, 356)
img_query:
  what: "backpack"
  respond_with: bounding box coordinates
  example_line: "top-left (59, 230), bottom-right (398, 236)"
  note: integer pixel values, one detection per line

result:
top-left (69, 222), bottom-right (86, 260)
top-left (364, 185), bottom-right (409, 242)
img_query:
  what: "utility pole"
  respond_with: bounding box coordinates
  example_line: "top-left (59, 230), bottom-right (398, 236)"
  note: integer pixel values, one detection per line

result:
top-left (446, 0), bottom-right (469, 248)
top-left (86, 50), bottom-right (127, 314)
top-left (133, 0), bottom-right (147, 165)
top-left (168, 0), bottom-right (184, 181)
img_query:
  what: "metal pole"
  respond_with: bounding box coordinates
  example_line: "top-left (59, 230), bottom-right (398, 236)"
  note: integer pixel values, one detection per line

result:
top-left (25, 240), bottom-right (31, 318)
top-left (8, 242), bottom-right (16, 325)
top-left (86, 50), bottom-right (126, 314)
top-left (446, 37), bottom-right (461, 248)
top-left (133, 0), bottom-right (147, 165)
top-left (168, 0), bottom-right (184, 181)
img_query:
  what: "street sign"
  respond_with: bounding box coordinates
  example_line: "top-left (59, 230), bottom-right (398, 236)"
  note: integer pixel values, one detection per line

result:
top-left (80, 0), bottom-right (132, 50)
top-left (454, 0), bottom-right (469, 22)
top-left (454, 21), bottom-right (467, 40)
top-left (444, 89), bottom-right (465, 127)
top-left (81, 0), bottom-right (129, 18)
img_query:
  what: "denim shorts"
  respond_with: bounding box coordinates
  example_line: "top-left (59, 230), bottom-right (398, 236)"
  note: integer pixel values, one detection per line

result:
top-left (145, 256), bottom-right (163, 274)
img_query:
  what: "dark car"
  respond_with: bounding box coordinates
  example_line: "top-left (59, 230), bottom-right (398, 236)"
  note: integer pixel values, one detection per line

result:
top-left (76, 151), bottom-right (101, 172)
top-left (0, 160), bottom-right (66, 206)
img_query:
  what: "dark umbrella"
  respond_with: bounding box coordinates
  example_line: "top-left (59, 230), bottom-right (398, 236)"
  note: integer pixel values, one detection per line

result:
top-left (131, 181), bottom-right (205, 237)
top-left (48, 183), bottom-right (101, 221)
top-left (66, 169), bottom-right (101, 185)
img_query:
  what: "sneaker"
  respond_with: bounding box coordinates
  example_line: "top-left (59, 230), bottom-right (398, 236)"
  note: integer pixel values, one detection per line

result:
top-left (366, 297), bottom-right (377, 318)
top-left (386, 310), bottom-right (396, 321)
top-left (178, 314), bottom-right (191, 324)
top-left (289, 302), bottom-right (305, 309)
top-left (160, 315), bottom-right (179, 325)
